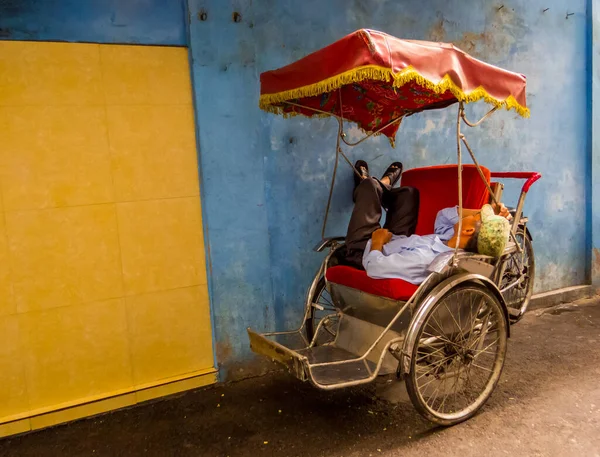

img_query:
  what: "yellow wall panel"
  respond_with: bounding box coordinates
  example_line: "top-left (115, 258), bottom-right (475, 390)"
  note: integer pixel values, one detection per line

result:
top-left (107, 105), bottom-right (200, 201)
top-left (29, 393), bottom-right (136, 431)
top-left (0, 213), bottom-right (13, 317)
top-left (19, 299), bottom-right (132, 411)
top-left (135, 370), bottom-right (217, 403)
top-left (117, 197), bottom-right (207, 296)
top-left (6, 205), bottom-right (123, 313)
top-left (0, 41), bottom-right (103, 106)
top-left (0, 419), bottom-right (31, 439)
top-left (100, 45), bottom-right (192, 105)
top-left (0, 316), bottom-right (29, 419)
top-left (0, 41), bottom-right (215, 434)
top-left (0, 106), bottom-right (113, 211)
top-left (126, 286), bottom-right (213, 385)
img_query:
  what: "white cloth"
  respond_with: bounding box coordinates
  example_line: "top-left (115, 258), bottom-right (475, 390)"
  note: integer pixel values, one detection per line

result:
top-left (362, 206), bottom-right (459, 284)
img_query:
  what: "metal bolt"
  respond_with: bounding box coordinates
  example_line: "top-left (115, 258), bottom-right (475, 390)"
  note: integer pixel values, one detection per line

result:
top-left (232, 12), bottom-right (242, 22)
top-left (543, 8), bottom-right (549, 12)
top-left (198, 10), bottom-right (207, 21)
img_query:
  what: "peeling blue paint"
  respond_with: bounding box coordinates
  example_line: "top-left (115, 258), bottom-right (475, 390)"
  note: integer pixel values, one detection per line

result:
top-left (187, 1), bottom-right (276, 378)
top-left (589, 0), bottom-right (600, 288)
top-left (0, 0), bottom-right (186, 45)
top-left (0, 0), bottom-right (594, 376)
top-left (187, 0), bottom-right (590, 375)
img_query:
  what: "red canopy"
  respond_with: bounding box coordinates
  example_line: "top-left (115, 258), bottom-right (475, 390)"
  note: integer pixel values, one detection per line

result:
top-left (260, 29), bottom-right (529, 144)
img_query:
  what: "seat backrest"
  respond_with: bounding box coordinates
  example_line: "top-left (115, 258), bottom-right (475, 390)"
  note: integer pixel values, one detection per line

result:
top-left (400, 165), bottom-right (490, 236)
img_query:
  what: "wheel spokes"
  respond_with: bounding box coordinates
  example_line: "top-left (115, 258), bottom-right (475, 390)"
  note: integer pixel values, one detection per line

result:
top-left (500, 232), bottom-right (533, 313)
top-left (413, 287), bottom-right (506, 420)
top-left (310, 286), bottom-right (339, 344)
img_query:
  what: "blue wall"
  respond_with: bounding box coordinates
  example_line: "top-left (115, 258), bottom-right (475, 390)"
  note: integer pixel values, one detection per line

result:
top-left (0, 0), bottom-right (594, 377)
top-left (591, 0), bottom-right (600, 290)
top-left (187, 0), bottom-right (590, 377)
top-left (0, 0), bottom-right (186, 45)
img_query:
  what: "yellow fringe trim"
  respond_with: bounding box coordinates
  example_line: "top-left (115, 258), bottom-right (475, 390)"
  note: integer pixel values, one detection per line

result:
top-left (260, 64), bottom-right (530, 118)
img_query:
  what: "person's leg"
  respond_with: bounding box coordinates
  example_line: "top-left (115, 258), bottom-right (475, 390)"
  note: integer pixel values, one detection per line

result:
top-left (383, 186), bottom-right (420, 236)
top-left (344, 177), bottom-right (385, 268)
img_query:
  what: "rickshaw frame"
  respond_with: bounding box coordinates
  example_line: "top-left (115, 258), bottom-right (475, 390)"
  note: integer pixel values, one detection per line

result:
top-left (247, 99), bottom-right (540, 424)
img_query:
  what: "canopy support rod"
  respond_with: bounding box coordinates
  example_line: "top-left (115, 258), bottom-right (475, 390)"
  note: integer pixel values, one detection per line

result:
top-left (453, 103), bottom-right (464, 264)
top-left (459, 135), bottom-right (499, 206)
top-left (461, 105), bottom-right (498, 127)
top-left (335, 88), bottom-right (363, 178)
top-left (321, 118), bottom-right (343, 239)
top-left (282, 101), bottom-right (341, 118)
top-left (284, 97), bottom-right (407, 239)
top-left (460, 134), bottom-right (522, 253)
top-left (282, 101), bottom-right (408, 146)
top-left (458, 103), bottom-right (523, 253)
top-left (340, 116), bottom-right (404, 146)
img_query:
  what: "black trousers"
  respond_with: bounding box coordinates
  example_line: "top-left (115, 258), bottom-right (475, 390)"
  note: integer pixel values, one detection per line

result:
top-left (344, 178), bottom-right (420, 269)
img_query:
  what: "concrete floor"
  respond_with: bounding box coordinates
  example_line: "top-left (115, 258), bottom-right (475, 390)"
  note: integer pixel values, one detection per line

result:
top-left (1, 297), bottom-right (599, 457)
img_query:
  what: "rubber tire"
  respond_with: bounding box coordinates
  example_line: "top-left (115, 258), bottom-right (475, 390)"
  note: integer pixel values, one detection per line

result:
top-left (503, 229), bottom-right (535, 323)
top-left (405, 283), bottom-right (508, 426)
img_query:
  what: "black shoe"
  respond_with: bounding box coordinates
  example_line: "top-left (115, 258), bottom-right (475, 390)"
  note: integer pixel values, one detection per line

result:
top-left (353, 160), bottom-right (369, 189)
top-left (381, 162), bottom-right (403, 188)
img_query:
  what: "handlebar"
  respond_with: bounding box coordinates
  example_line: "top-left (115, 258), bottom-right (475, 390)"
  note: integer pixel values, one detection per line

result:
top-left (490, 172), bottom-right (542, 193)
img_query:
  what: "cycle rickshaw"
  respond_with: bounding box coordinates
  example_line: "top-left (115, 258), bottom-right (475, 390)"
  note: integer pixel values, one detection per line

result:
top-left (247, 29), bottom-right (540, 426)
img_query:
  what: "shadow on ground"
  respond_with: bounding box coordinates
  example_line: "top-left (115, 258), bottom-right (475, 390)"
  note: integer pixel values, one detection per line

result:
top-left (1, 298), bottom-right (599, 457)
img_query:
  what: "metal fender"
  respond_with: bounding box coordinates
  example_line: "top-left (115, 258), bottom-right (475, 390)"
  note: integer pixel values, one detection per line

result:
top-left (399, 273), bottom-right (510, 376)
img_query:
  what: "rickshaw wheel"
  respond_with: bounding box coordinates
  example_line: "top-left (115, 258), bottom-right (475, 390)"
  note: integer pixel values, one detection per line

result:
top-left (406, 283), bottom-right (508, 426)
top-left (305, 277), bottom-right (338, 345)
top-left (501, 228), bottom-right (534, 323)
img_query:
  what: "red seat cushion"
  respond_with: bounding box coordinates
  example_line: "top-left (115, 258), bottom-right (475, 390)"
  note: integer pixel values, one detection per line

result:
top-left (401, 164), bottom-right (490, 235)
top-left (326, 265), bottom-right (419, 301)
top-left (326, 165), bottom-right (490, 300)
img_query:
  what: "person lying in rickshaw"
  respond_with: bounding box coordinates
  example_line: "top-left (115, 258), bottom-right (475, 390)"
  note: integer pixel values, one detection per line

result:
top-left (343, 160), bottom-right (511, 285)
